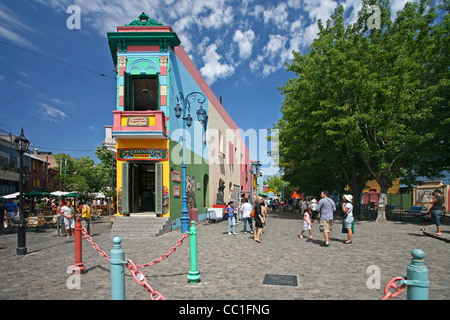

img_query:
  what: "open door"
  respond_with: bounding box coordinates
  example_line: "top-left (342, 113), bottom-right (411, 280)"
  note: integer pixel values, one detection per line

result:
top-left (155, 162), bottom-right (163, 216)
top-left (121, 162), bottom-right (130, 215)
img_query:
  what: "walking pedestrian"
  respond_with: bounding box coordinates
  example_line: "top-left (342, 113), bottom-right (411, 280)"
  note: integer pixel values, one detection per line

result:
top-left (342, 194), bottom-right (354, 244)
top-left (300, 208), bottom-right (313, 239)
top-left (225, 201), bottom-right (237, 235)
top-left (317, 190), bottom-right (336, 247)
top-left (253, 196), bottom-right (264, 243)
top-left (61, 200), bottom-right (75, 238)
top-left (240, 198), bottom-right (253, 234)
top-left (4, 198), bottom-right (17, 227)
top-left (430, 189), bottom-right (444, 236)
top-left (78, 201), bottom-right (91, 236)
top-left (311, 199), bottom-right (319, 222)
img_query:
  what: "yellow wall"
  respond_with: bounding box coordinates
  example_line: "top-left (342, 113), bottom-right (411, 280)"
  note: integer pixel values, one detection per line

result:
top-left (116, 139), bottom-right (170, 217)
top-left (363, 178), bottom-right (401, 194)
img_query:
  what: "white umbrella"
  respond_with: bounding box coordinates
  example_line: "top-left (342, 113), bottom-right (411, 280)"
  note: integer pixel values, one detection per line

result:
top-left (93, 192), bottom-right (105, 199)
top-left (1, 192), bottom-right (20, 199)
top-left (50, 191), bottom-right (70, 197)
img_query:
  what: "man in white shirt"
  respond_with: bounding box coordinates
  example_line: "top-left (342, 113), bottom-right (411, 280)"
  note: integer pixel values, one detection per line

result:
top-left (240, 198), bottom-right (253, 234)
top-left (61, 201), bottom-right (75, 238)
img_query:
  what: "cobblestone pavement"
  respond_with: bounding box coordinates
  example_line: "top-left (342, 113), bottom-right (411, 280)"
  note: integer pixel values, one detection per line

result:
top-left (0, 211), bottom-right (448, 301)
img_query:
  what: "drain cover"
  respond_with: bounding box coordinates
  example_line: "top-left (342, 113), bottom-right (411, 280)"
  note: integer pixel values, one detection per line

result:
top-left (262, 274), bottom-right (298, 287)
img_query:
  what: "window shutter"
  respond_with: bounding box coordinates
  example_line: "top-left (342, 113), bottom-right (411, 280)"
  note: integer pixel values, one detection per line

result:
top-left (121, 162), bottom-right (129, 215)
top-left (124, 72), bottom-right (134, 111)
top-left (155, 163), bottom-right (163, 216)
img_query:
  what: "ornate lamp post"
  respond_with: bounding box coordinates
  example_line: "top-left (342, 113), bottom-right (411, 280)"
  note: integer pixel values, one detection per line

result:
top-left (174, 91), bottom-right (207, 233)
top-left (14, 128), bottom-right (30, 255)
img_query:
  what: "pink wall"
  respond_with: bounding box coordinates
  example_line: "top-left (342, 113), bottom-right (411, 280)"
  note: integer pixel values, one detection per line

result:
top-left (173, 45), bottom-right (251, 194)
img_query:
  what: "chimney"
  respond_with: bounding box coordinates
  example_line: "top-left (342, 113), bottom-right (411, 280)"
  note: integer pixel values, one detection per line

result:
top-left (33, 148), bottom-right (38, 155)
top-left (220, 95), bottom-right (222, 105)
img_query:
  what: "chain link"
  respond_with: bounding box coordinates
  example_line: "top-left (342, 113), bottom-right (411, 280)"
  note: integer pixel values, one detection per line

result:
top-left (381, 277), bottom-right (406, 300)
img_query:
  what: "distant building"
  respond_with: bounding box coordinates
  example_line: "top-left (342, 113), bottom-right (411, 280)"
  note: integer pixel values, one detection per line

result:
top-left (0, 134), bottom-right (59, 197)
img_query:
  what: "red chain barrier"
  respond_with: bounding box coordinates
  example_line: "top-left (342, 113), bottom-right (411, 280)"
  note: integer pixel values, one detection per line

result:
top-left (80, 228), bottom-right (190, 300)
top-left (381, 277), bottom-right (406, 300)
top-left (136, 232), bottom-right (189, 269)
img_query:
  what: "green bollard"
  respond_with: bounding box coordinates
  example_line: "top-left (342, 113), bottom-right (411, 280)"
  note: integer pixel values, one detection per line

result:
top-left (110, 236), bottom-right (126, 300)
top-left (187, 221), bottom-right (201, 283)
top-left (402, 249), bottom-right (429, 300)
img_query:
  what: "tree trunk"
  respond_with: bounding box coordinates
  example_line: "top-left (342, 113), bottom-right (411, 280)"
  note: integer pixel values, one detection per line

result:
top-left (375, 184), bottom-right (390, 222)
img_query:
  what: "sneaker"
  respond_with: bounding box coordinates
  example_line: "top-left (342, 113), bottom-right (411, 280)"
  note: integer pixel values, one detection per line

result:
top-left (309, 236), bottom-right (313, 239)
top-left (299, 234), bottom-right (304, 238)
top-left (228, 232), bottom-right (232, 235)
top-left (244, 231), bottom-right (247, 234)
top-left (233, 232), bottom-right (237, 235)
top-left (250, 231), bottom-right (254, 234)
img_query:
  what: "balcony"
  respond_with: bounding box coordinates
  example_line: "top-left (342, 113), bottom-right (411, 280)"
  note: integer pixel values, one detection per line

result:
top-left (112, 110), bottom-right (168, 139)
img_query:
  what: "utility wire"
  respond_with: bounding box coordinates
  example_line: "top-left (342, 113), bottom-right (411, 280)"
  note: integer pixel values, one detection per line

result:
top-left (0, 39), bottom-right (116, 80)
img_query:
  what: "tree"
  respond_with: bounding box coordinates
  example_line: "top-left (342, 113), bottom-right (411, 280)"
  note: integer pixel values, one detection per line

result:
top-left (277, 0), bottom-right (449, 221)
top-left (53, 146), bottom-right (114, 198)
top-left (266, 173), bottom-right (293, 198)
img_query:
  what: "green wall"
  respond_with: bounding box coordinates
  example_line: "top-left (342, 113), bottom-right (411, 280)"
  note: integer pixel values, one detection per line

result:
top-left (169, 140), bottom-right (209, 220)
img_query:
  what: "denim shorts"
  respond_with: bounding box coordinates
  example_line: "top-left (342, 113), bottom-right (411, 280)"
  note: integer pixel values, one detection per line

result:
top-left (344, 216), bottom-right (354, 229)
top-left (432, 210), bottom-right (443, 227)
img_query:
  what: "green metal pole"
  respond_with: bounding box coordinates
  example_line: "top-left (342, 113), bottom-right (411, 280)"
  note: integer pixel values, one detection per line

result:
top-left (187, 221), bottom-right (201, 283)
top-left (110, 236), bottom-right (126, 300)
top-left (402, 249), bottom-right (429, 300)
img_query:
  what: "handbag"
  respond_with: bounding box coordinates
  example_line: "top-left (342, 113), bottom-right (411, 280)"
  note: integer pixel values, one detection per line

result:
top-left (250, 208), bottom-right (255, 218)
top-left (341, 219), bottom-right (354, 234)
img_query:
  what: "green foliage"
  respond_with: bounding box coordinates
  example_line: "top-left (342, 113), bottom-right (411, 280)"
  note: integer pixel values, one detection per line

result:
top-left (53, 145), bottom-right (114, 198)
top-left (276, 0), bottom-right (449, 218)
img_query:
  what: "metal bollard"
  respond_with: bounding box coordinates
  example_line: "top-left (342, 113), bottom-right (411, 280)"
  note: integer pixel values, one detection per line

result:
top-left (402, 249), bottom-right (429, 300)
top-left (110, 236), bottom-right (126, 300)
top-left (187, 221), bottom-right (201, 283)
top-left (73, 217), bottom-right (86, 273)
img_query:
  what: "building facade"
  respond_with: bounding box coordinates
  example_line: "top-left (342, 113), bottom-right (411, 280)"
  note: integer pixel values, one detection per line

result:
top-left (107, 13), bottom-right (252, 227)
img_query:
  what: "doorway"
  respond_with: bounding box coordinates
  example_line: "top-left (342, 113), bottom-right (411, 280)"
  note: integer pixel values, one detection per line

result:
top-left (130, 163), bottom-right (155, 213)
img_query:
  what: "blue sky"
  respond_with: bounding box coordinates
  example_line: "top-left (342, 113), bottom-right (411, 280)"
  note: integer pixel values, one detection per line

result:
top-left (0, 0), bottom-right (418, 176)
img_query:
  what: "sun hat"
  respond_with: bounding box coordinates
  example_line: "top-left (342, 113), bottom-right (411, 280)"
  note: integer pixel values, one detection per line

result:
top-left (343, 194), bottom-right (353, 202)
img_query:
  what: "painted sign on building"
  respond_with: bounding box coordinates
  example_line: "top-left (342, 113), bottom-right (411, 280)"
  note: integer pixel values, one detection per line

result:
top-left (117, 148), bottom-right (168, 161)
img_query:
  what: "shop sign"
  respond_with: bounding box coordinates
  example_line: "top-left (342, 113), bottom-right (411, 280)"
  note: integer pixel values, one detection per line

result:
top-left (117, 148), bottom-right (168, 161)
top-left (127, 116), bottom-right (149, 127)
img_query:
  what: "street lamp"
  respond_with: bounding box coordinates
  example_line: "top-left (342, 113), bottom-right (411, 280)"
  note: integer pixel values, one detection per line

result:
top-left (14, 128), bottom-right (30, 255)
top-left (174, 91), bottom-right (207, 233)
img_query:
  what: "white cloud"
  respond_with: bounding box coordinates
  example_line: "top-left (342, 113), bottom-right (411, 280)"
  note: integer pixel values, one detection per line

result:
top-left (262, 3), bottom-right (290, 29)
top-left (0, 25), bottom-right (36, 49)
top-left (38, 102), bottom-right (68, 122)
top-left (301, 0), bottom-right (339, 23)
top-left (233, 29), bottom-right (255, 59)
top-left (200, 43), bottom-right (235, 85)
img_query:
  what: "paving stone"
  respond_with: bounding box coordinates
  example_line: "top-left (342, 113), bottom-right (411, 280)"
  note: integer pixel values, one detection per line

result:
top-left (0, 212), bottom-right (448, 301)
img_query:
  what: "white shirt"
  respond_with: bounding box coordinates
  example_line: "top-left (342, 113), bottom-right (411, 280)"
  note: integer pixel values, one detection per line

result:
top-left (240, 203), bottom-right (253, 218)
top-left (61, 206), bottom-right (74, 219)
top-left (344, 203), bottom-right (353, 217)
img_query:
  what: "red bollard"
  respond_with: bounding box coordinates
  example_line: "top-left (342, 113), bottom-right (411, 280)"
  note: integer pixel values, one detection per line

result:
top-left (73, 217), bottom-right (86, 273)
